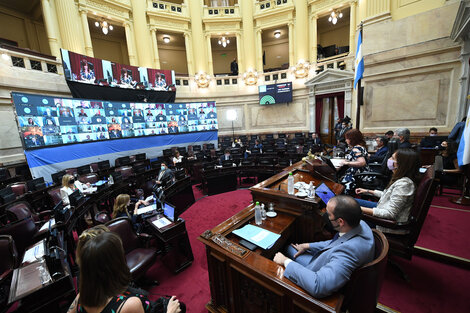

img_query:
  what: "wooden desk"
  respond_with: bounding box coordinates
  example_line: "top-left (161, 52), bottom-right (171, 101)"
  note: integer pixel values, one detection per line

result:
top-left (199, 204), bottom-right (341, 313)
top-left (203, 167), bottom-right (238, 195)
top-left (146, 215), bottom-right (194, 273)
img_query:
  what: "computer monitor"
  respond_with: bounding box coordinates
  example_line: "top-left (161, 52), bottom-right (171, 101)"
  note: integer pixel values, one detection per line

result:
top-left (116, 156), bottom-right (130, 166)
top-left (26, 177), bottom-right (46, 192)
top-left (133, 164), bottom-right (146, 175)
top-left (98, 160), bottom-right (110, 170)
top-left (222, 160), bottom-right (233, 167)
top-left (422, 136), bottom-right (447, 148)
top-left (0, 186), bottom-right (16, 204)
top-left (77, 164), bottom-right (91, 175)
top-left (51, 170), bottom-right (66, 185)
top-left (111, 171), bottom-right (122, 183)
top-left (68, 189), bottom-right (84, 207)
top-left (163, 202), bottom-right (177, 222)
top-left (135, 153), bottom-right (146, 161)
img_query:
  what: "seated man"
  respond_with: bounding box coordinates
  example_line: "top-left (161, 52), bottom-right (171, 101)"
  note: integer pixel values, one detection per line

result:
top-left (394, 128), bottom-right (412, 149)
top-left (273, 195), bottom-right (375, 298)
top-left (369, 136), bottom-right (389, 163)
top-left (219, 148), bottom-right (232, 165)
top-left (420, 127), bottom-right (439, 147)
top-left (155, 162), bottom-right (174, 186)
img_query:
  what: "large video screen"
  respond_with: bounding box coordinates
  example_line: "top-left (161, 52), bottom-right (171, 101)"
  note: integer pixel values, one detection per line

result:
top-left (60, 49), bottom-right (175, 91)
top-left (258, 82), bottom-right (293, 105)
top-left (12, 92), bottom-right (218, 150)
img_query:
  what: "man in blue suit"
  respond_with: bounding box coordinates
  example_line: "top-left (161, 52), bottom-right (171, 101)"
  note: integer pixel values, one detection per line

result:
top-left (273, 195), bottom-right (375, 298)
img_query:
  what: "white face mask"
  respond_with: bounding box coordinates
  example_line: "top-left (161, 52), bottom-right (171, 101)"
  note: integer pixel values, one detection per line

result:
top-left (161, 165), bottom-right (166, 171)
top-left (430, 133), bottom-right (437, 136)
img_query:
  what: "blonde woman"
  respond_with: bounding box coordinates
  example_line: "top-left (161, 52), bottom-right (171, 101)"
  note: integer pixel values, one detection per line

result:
top-left (60, 174), bottom-right (91, 205)
top-left (112, 194), bottom-right (148, 230)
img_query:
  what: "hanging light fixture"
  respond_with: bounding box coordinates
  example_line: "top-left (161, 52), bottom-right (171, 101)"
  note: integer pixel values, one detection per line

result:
top-left (217, 36), bottom-right (230, 48)
top-left (95, 19), bottom-right (113, 35)
top-left (328, 10), bottom-right (343, 25)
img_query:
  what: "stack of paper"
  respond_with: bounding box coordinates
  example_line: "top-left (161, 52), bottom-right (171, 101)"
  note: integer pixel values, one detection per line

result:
top-left (232, 224), bottom-right (281, 249)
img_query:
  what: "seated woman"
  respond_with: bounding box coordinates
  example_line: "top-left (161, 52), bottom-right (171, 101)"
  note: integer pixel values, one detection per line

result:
top-left (68, 227), bottom-right (182, 313)
top-left (111, 194), bottom-right (148, 230)
top-left (339, 129), bottom-right (371, 194)
top-left (172, 151), bottom-right (183, 166)
top-left (438, 141), bottom-right (460, 186)
top-left (355, 148), bottom-right (420, 234)
top-left (60, 174), bottom-right (91, 205)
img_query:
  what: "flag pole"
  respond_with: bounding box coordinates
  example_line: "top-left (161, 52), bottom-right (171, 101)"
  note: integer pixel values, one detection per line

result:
top-left (355, 22), bottom-right (363, 130)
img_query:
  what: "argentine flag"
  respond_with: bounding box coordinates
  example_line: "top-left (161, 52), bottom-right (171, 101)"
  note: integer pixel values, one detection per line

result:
top-left (354, 31), bottom-right (364, 89)
top-left (457, 106), bottom-right (470, 167)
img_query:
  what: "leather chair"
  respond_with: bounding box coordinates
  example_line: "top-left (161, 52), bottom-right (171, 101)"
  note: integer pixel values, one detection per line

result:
top-left (8, 182), bottom-right (27, 197)
top-left (105, 217), bottom-right (157, 281)
top-left (339, 229), bottom-right (389, 313)
top-left (362, 166), bottom-right (437, 260)
top-left (0, 217), bottom-right (37, 255)
top-left (0, 235), bottom-right (18, 313)
top-left (90, 163), bottom-right (99, 173)
top-left (5, 202), bottom-right (53, 239)
top-left (47, 186), bottom-right (63, 206)
top-left (78, 173), bottom-right (99, 184)
top-left (115, 166), bottom-right (134, 179)
top-left (94, 211), bottom-right (110, 224)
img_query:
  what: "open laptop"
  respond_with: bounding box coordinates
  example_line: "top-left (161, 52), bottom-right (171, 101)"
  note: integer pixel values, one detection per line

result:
top-left (316, 183), bottom-right (336, 205)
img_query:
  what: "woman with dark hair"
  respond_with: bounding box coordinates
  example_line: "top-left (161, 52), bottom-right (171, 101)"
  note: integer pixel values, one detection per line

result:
top-left (339, 129), bottom-right (370, 194)
top-left (67, 230), bottom-right (182, 313)
top-left (355, 148), bottom-right (420, 234)
top-left (111, 194), bottom-right (148, 231)
top-left (80, 59), bottom-right (95, 83)
top-left (438, 141), bottom-right (460, 186)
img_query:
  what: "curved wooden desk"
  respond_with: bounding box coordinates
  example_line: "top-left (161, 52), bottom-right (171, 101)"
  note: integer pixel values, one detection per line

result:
top-left (199, 161), bottom-right (346, 313)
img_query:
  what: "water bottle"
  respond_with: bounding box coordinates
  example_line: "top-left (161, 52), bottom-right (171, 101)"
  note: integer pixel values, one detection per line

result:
top-left (287, 172), bottom-right (295, 195)
top-left (308, 181), bottom-right (316, 198)
top-left (108, 174), bottom-right (114, 185)
top-left (254, 201), bottom-right (262, 225)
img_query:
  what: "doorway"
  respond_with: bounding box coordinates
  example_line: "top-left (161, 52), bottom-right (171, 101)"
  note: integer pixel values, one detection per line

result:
top-left (315, 92), bottom-right (344, 144)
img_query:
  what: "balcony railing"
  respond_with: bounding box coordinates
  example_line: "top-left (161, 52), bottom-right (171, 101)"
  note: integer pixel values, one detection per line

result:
top-left (315, 53), bottom-right (349, 73)
top-left (203, 5), bottom-right (240, 19)
top-left (151, 1), bottom-right (187, 16)
top-left (255, 0), bottom-right (292, 14)
top-left (0, 45), bottom-right (62, 75)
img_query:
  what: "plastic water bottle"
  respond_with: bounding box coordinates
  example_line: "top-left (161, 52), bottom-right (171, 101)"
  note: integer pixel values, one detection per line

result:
top-left (308, 181), bottom-right (316, 198)
top-left (108, 174), bottom-right (114, 185)
top-left (287, 172), bottom-right (294, 195)
top-left (261, 203), bottom-right (267, 220)
top-left (254, 201), bottom-right (262, 225)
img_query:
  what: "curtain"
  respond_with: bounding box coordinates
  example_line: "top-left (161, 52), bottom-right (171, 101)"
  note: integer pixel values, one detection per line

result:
top-left (147, 69), bottom-right (174, 87)
top-left (315, 97), bottom-right (323, 134)
top-left (67, 51), bottom-right (103, 82)
top-left (337, 94), bottom-right (344, 119)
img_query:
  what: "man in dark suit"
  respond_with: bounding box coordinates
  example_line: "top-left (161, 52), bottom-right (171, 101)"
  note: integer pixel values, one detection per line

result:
top-left (369, 136), bottom-right (389, 163)
top-left (311, 132), bottom-right (322, 145)
top-left (273, 195), bottom-right (374, 298)
top-left (219, 148), bottom-right (232, 165)
top-left (395, 128), bottom-right (412, 149)
top-left (155, 162), bottom-right (174, 186)
top-left (230, 58), bottom-right (238, 75)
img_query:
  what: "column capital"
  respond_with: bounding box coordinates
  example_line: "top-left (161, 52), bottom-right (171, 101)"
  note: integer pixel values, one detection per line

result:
top-left (311, 14), bottom-right (318, 20)
top-left (350, 0), bottom-right (358, 5)
top-left (256, 28), bottom-right (262, 35)
top-left (183, 31), bottom-right (191, 38)
top-left (123, 20), bottom-right (131, 28)
top-left (78, 7), bottom-right (88, 14)
top-left (150, 28), bottom-right (156, 34)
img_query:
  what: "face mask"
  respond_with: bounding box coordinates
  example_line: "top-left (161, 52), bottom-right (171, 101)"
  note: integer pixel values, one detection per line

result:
top-left (69, 179), bottom-right (75, 184)
top-left (430, 133), bottom-right (437, 137)
top-left (322, 212), bottom-right (339, 233)
top-left (161, 165), bottom-right (166, 171)
top-left (387, 158), bottom-right (396, 171)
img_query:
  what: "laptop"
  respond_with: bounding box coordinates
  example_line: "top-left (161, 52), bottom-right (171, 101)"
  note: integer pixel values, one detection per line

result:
top-left (316, 183), bottom-right (336, 205)
top-left (162, 202), bottom-right (177, 222)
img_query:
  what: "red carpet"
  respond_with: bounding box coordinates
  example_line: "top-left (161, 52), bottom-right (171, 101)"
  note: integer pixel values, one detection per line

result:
top-left (144, 187), bottom-right (470, 313)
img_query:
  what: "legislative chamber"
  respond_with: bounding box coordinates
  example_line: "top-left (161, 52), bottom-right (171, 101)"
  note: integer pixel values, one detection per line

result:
top-left (0, 0), bottom-right (469, 313)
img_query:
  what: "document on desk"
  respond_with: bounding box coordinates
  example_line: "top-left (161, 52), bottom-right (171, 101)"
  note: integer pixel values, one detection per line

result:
top-left (330, 158), bottom-right (344, 168)
top-left (22, 241), bottom-right (45, 264)
top-left (39, 218), bottom-right (56, 232)
top-left (152, 217), bottom-right (172, 229)
top-left (136, 204), bottom-right (156, 215)
top-left (232, 224), bottom-right (281, 250)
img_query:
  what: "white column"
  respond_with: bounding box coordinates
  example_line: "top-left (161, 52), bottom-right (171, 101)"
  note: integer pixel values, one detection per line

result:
top-left (288, 22), bottom-right (294, 66)
top-left (349, 0), bottom-right (357, 55)
top-left (184, 31), bottom-right (194, 75)
top-left (124, 22), bottom-right (138, 66)
top-left (256, 29), bottom-right (263, 72)
top-left (206, 34), bottom-right (213, 75)
top-left (79, 8), bottom-right (93, 57)
top-left (40, 0), bottom-right (61, 59)
top-left (150, 28), bottom-right (161, 68)
top-left (310, 15), bottom-right (317, 64)
top-left (236, 31), bottom-right (243, 74)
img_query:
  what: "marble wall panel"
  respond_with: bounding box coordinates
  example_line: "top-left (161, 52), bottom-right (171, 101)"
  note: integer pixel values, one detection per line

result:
top-left (248, 100), bottom-right (307, 129)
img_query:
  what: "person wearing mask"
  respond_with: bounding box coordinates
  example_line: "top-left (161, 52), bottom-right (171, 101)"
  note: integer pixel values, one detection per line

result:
top-left (385, 130), bottom-right (394, 140)
top-left (273, 195), bottom-right (374, 298)
top-left (334, 118), bottom-right (343, 142)
top-left (155, 162), bottom-right (174, 186)
top-left (339, 129), bottom-right (371, 194)
top-left (244, 139), bottom-right (262, 159)
top-left (172, 151), bottom-right (183, 166)
top-left (60, 174), bottom-right (90, 205)
top-left (67, 228), bottom-right (183, 313)
top-left (420, 127), bottom-right (439, 147)
top-left (394, 128), bottom-right (412, 149)
top-left (369, 136), bottom-right (389, 163)
top-left (355, 148), bottom-right (420, 234)
top-left (337, 121), bottom-right (352, 144)
top-left (437, 141), bottom-right (460, 186)
top-left (219, 148), bottom-right (232, 165)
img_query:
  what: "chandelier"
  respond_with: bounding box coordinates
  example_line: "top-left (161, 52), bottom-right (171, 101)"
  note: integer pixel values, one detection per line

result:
top-left (95, 19), bottom-right (113, 35)
top-left (217, 36), bottom-right (230, 48)
top-left (328, 10), bottom-right (343, 25)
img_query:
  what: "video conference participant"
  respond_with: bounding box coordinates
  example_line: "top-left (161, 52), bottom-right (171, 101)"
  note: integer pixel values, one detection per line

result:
top-left (273, 195), bottom-right (374, 298)
top-left (80, 59), bottom-right (95, 83)
top-left (355, 148), bottom-right (420, 234)
top-left (67, 229), bottom-right (182, 313)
